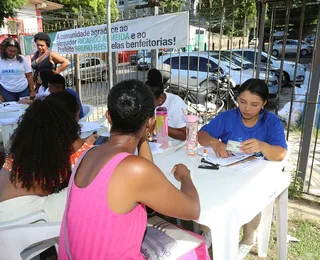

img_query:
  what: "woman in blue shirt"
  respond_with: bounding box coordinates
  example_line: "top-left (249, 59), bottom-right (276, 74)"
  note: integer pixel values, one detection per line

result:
top-left (198, 78), bottom-right (287, 259)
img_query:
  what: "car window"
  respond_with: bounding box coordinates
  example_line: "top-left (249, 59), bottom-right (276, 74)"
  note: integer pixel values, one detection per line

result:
top-left (260, 55), bottom-right (268, 63)
top-left (91, 58), bottom-right (100, 65)
top-left (277, 41), bottom-right (283, 45)
top-left (244, 51), bottom-right (255, 62)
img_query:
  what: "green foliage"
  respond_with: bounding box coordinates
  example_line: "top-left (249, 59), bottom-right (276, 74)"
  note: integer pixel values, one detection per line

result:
top-left (289, 175), bottom-right (303, 199)
top-left (0, 0), bottom-right (26, 27)
top-left (143, 0), bottom-right (187, 12)
top-left (47, 0), bottom-right (119, 28)
top-left (197, 0), bottom-right (257, 36)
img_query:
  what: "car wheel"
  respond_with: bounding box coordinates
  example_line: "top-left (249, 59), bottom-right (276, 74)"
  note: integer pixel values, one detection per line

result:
top-left (102, 70), bottom-right (107, 81)
top-left (66, 76), bottom-right (74, 87)
top-left (300, 49), bottom-right (308, 56)
top-left (272, 50), bottom-right (279, 57)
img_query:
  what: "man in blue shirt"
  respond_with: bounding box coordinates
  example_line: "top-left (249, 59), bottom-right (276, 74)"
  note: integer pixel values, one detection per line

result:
top-left (48, 74), bottom-right (84, 119)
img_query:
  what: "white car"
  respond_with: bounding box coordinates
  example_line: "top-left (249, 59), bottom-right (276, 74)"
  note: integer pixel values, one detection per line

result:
top-left (63, 57), bottom-right (107, 87)
top-left (232, 49), bottom-right (306, 85)
top-left (272, 39), bottom-right (313, 57)
top-left (162, 52), bottom-right (279, 103)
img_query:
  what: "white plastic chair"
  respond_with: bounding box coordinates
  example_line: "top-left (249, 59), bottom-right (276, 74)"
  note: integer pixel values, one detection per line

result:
top-left (0, 210), bottom-right (60, 260)
top-left (79, 104), bottom-right (94, 122)
top-left (0, 222), bottom-right (60, 260)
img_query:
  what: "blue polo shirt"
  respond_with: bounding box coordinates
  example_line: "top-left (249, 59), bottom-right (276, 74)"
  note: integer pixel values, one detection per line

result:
top-left (200, 108), bottom-right (287, 149)
top-left (66, 88), bottom-right (84, 119)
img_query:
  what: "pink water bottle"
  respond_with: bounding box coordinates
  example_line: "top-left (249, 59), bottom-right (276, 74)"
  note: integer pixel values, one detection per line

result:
top-left (156, 107), bottom-right (168, 149)
top-left (186, 115), bottom-right (198, 156)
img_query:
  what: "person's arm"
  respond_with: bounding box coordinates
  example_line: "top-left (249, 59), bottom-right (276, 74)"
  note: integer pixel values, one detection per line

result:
top-left (25, 72), bottom-right (36, 98)
top-left (198, 130), bottom-right (231, 158)
top-left (168, 126), bottom-right (186, 141)
top-left (50, 52), bottom-right (70, 74)
top-left (124, 158), bottom-right (200, 220)
top-left (242, 138), bottom-right (287, 161)
top-left (138, 135), bottom-right (153, 162)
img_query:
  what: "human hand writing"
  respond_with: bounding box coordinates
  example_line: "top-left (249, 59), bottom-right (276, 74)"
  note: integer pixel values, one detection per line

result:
top-left (171, 164), bottom-right (190, 182)
top-left (241, 138), bottom-right (264, 154)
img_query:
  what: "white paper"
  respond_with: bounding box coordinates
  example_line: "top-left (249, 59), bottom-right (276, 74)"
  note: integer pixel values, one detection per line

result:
top-left (149, 142), bottom-right (163, 155)
top-left (198, 147), bottom-right (252, 166)
top-left (228, 157), bottom-right (263, 171)
top-left (80, 122), bottom-right (104, 133)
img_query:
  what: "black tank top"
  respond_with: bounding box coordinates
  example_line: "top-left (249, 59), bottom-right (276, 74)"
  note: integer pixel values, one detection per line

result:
top-left (31, 51), bottom-right (56, 75)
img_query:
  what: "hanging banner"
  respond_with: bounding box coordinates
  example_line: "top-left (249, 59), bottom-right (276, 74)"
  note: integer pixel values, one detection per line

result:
top-left (52, 12), bottom-right (189, 54)
top-left (22, 32), bottom-right (57, 55)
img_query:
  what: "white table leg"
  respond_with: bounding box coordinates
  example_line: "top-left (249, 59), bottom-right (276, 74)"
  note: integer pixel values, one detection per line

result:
top-left (211, 210), bottom-right (239, 260)
top-left (257, 200), bottom-right (274, 257)
top-left (276, 188), bottom-right (288, 260)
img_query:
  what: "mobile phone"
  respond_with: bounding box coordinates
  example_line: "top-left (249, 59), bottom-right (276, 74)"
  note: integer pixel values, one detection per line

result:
top-left (94, 136), bottom-right (109, 145)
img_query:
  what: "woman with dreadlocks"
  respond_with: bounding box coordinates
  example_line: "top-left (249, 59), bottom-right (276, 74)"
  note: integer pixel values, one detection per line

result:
top-left (0, 92), bottom-right (96, 222)
top-left (0, 37), bottom-right (35, 101)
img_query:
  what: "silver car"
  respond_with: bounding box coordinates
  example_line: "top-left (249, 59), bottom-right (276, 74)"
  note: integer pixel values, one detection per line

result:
top-left (272, 39), bottom-right (313, 57)
top-left (63, 57), bottom-right (107, 87)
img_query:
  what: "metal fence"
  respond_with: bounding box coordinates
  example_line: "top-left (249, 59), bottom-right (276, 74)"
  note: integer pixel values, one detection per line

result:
top-left (21, 0), bottom-right (320, 196)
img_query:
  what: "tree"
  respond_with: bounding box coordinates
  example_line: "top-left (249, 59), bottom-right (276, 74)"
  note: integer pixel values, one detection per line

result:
top-left (0, 0), bottom-right (25, 27)
top-left (266, 0), bottom-right (319, 34)
top-left (43, 0), bottom-right (119, 30)
top-left (197, 0), bottom-right (257, 36)
top-left (143, 0), bottom-right (187, 13)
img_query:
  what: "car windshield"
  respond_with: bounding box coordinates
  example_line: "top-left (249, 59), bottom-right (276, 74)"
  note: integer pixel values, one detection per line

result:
top-left (210, 53), bottom-right (245, 70)
top-left (221, 51), bottom-right (253, 69)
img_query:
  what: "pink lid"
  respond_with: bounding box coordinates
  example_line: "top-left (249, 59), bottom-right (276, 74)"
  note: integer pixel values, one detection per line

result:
top-left (187, 115), bottom-right (198, 123)
top-left (156, 106), bottom-right (167, 115)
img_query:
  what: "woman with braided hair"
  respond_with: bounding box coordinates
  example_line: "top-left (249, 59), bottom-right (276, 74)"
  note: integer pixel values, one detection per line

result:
top-left (0, 92), bottom-right (97, 222)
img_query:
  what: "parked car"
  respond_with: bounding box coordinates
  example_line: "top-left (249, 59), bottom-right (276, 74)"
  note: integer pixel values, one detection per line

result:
top-left (304, 35), bottom-right (315, 47)
top-left (162, 52), bottom-right (279, 104)
top-left (220, 50), bottom-right (285, 85)
top-left (272, 39), bottom-right (313, 57)
top-left (249, 38), bottom-right (259, 46)
top-left (232, 48), bottom-right (306, 85)
top-left (63, 57), bottom-right (107, 87)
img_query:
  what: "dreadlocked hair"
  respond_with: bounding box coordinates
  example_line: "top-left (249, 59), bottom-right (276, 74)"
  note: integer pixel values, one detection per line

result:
top-left (8, 96), bottom-right (81, 192)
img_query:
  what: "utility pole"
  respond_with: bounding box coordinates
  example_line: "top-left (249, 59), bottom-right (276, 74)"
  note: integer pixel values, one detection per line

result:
top-left (150, 0), bottom-right (159, 69)
top-left (106, 0), bottom-right (113, 90)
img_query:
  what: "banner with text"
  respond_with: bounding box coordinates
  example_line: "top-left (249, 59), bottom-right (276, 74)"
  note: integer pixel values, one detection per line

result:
top-left (52, 12), bottom-right (189, 54)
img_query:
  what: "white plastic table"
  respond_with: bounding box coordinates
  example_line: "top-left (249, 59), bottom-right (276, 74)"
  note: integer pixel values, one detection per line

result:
top-left (0, 103), bottom-right (26, 148)
top-left (153, 146), bottom-right (290, 260)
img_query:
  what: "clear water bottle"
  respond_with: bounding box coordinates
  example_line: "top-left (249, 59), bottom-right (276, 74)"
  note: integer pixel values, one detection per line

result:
top-left (156, 107), bottom-right (168, 149)
top-left (186, 115), bottom-right (198, 156)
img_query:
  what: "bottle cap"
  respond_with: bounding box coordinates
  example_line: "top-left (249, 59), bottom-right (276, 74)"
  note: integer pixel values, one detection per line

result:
top-left (156, 106), bottom-right (167, 115)
top-left (203, 148), bottom-right (207, 156)
top-left (187, 114), bottom-right (198, 123)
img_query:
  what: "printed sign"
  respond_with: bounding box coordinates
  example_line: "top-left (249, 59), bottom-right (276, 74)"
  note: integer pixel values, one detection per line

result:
top-left (22, 33), bottom-right (57, 55)
top-left (51, 12), bottom-right (189, 54)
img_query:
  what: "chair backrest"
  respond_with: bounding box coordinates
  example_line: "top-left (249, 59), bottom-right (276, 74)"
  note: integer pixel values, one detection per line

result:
top-left (79, 104), bottom-right (94, 122)
top-left (0, 210), bottom-right (48, 228)
top-left (0, 222), bottom-right (61, 260)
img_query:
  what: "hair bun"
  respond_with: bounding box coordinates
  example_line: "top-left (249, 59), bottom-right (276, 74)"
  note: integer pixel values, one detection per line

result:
top-left (116, 92), bottom-right (140, 120)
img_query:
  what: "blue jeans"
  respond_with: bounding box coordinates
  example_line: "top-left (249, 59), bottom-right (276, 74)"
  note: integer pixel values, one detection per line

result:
top-left (1, 87), bottom-right (30, 102)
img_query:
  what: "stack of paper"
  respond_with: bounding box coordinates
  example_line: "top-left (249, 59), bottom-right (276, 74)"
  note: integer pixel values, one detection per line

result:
top-left (198, 147), bottom-right (252, 166)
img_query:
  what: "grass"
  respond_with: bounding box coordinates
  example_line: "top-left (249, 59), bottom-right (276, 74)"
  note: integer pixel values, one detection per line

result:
top-left (245, 211), bottom-right (320, 260)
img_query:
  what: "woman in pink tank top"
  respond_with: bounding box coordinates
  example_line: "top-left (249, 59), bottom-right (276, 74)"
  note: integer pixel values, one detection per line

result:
top-left (59, 80), bottom-right (203, 259)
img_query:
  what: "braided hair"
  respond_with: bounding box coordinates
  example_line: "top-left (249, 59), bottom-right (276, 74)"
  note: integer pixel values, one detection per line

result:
top-left (8, 95), bottom-right (80, 192)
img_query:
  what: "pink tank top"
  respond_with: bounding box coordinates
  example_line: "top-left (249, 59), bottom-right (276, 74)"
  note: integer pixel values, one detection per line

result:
top-left (58, 152), bottom-right (147, 259)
